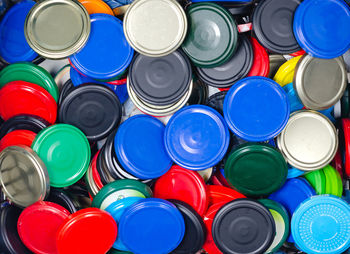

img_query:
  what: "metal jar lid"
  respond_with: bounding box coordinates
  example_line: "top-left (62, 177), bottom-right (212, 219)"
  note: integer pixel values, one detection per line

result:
top-left (293, 55), bottom-right (347, 110)
top-left (123, 0), bottom-right (187, 57)
top-left (0, 145), bottom-right (50, 207)
top-left (24, 0), bottom-right (90, 59)
top-left (277, 110), bottom-right (338, 171)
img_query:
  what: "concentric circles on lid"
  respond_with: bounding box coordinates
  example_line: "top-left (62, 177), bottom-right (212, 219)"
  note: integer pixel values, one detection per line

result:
top-left (212, 199), bottom-right (275, 254)
top-left (277, 110), bottom-right (338, 171)
top-left (59, 84), bottom-right (122, 141)
top-left (32, 124), bottom-right (91, 188)
top-left (0, 0), bottom-right (38, 63)
top-left (69, 14), bottom-right (133, 80)
top-left (252, 0), bottom-right (301, 54)
top-left (247, 37), bottom-right (270, 77)
top-left (153, 165), bottom-right (208, 217)
top-left (291, 195), bottom-right (350, 254)
top-left (181, 2), bottom-right (238, 67)
top-left (128, 51), bottom-right (192, 106)
top-left (123, 0), bottom-right (187, 57)
top-left (0, 130), bottom-right (36, 152)
top-left (114, 115), bottom-right (172, 179)
top-left (24, 0), bottom-right (90, 59)
top-left (293, 55), bottom-right (347, 110)
top-left (17, 201), bottom-right (71, 254)
top-left (273, 55), bottom-right (302, 87)
top-left (223, 77), bottom-right (290, 142)
top-left (0, 145), bottom-right (50, 207)
top-left (225, 143), bottom-right (288, 196)
top-left (195, 35), bottom-right (253, 88)
top-left (78, 0), bottom-right (114, 15)
top-left (164, 105), bottom-right (230, 170)
top-left (293, 0), bottom-right (350, 59)
top-left (56, 208), bottom-right (117, 254)
top-left (119, 198), bottom-right (185, 254)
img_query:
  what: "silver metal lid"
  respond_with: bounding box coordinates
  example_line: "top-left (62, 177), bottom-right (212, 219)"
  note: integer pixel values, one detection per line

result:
top-left (24, 0), bottom-right (90, 59)
top-left (293, 55), bottom-right (347, 110)
top-left (277, 110), bottom-right (338, 171)
top-left (268, 54), bottom-right (287, 79)
top-left (0, 146), bottom-right (50, 207)
top-left (197, 167), bottom-right (213, 183)
top-left (123, 0), bottom-right (187, 57)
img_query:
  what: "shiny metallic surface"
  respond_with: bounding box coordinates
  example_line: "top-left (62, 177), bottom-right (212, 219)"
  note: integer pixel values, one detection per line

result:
top-left (86, 163), bottom-right (99, 196)
top-left (25, 0), bottom-right (90, 59)
top-left (197, 167), bottom-right (213, 183)
top-left (0, 145), bottom-right (50, 207)
top-left (113, 4), bottom-right (130, 15)
top-left (277, 110), bottom-right (338, 171)
top-left (294, 55), bottom-right (347, 110)
top-left (268, 54), bottom-right (287, 78)
top-left (123, 0), bottom-right (187, 57)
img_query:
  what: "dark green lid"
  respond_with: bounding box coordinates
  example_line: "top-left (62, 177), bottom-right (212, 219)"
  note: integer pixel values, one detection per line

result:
top-left (304, 169), bottom-right (326, 195)
top-left (92, 179), bottom-right (153, 210)
top-left (224, 143), bottom-right (287, 196)
top-left (181, 2), bottom-right (238, 68)
top-left (32, 124), bottom-right (91, 188)
top-left (0, 62), bottom-right (59, 101)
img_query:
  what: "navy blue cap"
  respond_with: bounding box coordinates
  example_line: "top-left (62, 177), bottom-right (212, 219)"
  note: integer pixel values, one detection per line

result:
top-left (114, 115), bottom-right (173, 179)
top-left (164, 105), bottom-right (230, 170)
top-left (69, 14), bottom-right (133, 80)
top-left (0, 1), bottom-right (38, 63)
top-left (118, 198), bottom-right (185, 254)
top-left (293, 0), bottom-right (350, 59)
top-left (223, 77), bottom-right (290, 142)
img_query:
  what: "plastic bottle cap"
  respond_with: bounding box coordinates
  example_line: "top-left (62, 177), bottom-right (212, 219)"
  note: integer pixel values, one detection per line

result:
top-left (32, 124), bottom-right (91, 188)
top-left (207, 185), bottom-right (246, 206)
top-left (273, 55), bottom-right (302, 87)
top-left (247, 37), bottom-right (270, 77)
top-left (224, 77), bottom-right (290, 141)
top-left (322, 165), bottom-right (343, 197)
top-left (304, 169), bottom-right (326, 195)
top-left (0, 130), bottom-right (36, 153)
top-left (78, 0), bottom-right (114, 15)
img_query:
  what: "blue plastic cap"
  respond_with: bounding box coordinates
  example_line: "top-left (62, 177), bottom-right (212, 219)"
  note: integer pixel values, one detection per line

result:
top-left (118, 198), bottom-right (185, 254)
top-left (114, 115), bottom-right (173, 179)
top-left (223, 77), bottom-right (290, 142)
top-left (287, 167), bottom-right (305, 179)
top-left (283, 83), bottom-right (303, 113)
top-left (0, 1), bottom-right (38, 63)
top-left (164, 105), bottom-right (230, 171)
top-left (69, 14), bottom-right (133, 80)
top-left (293, 0), bottom-right (350, 59)
top-left (292, 195), bottom-right (350, 254)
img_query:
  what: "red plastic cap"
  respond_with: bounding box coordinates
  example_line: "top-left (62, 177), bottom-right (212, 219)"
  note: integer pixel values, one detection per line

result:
top-left (247, 37), bottom-right (270, 77)
top-left (0, 130), bottom-right (36, 152)
top-left (207, 185), bottom-right (246, 207)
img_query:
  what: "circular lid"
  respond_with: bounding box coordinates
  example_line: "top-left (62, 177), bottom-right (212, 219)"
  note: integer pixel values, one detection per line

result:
top-left (54, 65), bottom-right (71, 91)
top-left (17, 201), bottom-right (70, 254)
top-left (223, 77), bottom-right (290, 142)
top-left (259, 199), bottom-right (290, 253)
top-left (114, 115), bottom-right (172, 179)
top-left (0, 1), bottom-right (38, 63)
top-left (342, 118), bottom-right (350, 178)
top-left (225, 143), bottom-right (288, 196)
top-left (70, 14), bottom-right (133, 80)
top-left (247, 37), bottom-right (270, 77)
top-left (153, 165), bottom-right (208, 217)
top-left (78, 0), bottom-right (114, 15)
top-left (24, 0), bottom-right (90, 59)
top-left (92, 179), bottom-right (153, 209)
top-left (277, 110), bottom-right (338, 171)
top-left (31, 124), bottom-right (91, 188)
top-left (293, 0), bottom-right (350, 59)
top-left (0, 145), bottom-right (50, 207)
top-left (291, 195), bottom-right (350, 254)
top-left (273, 55), bottom-right (302, 87)
top-left (59, 84), bottom-right (122, 141)
top-left (323, 165), bottom-right (343, 197)
top-left (195, 35), bottom-right (253, 88)
top-left (46, 188), bottom-right (78, 214)
top-left (293, 55), bottom-right (347, 110)
top-left (253, 0), bottom-right (301, 54)
top-left (283, 82), bottom-right (303, 113)
top-left (97, 146), bottom-right (115, 186)
top-left (212, 199), bottom-right (275, 254)
top-left (205, 91), bottom-right (227, 115)
top-left (207, 185), bottom-right (246, 206)
top-left (169, 199), bottom-right (207, 254)
top-left (58, 79), bottom-right (75, 107)
top-left (0, 130), bottom-right (36, 152)
top-left (128, 51), bottom-right (192, 106)
top-left (105, 197), bottom-right (144, 251)
top-left (56, 208), bottom-right (117, 254)
top-left (181, 2), bottom-right (238, 67)
top-left (304, 169), bottom-right (326, 195)
top-left (124, 0), bottom-right (187, 57)
top-left (187, 79), bottom-right (208, 105)
top-left (0, 81), bottom-right (57, 124)
top-left (92, 151), bottom-right (105, 189)
top-left (119, 198), bottom-right (185, 254)
top-left (0, 114), bottom-right (49, 140)
top-left (0, 205), bottom-right (31, 254)
top-left (165, 105), bottom-right (230, 170)
top-left (0, 62), bottom-right (59, 101)
top-left (268, 54), bottom-right (287, 78)
top-left (197, 167), bottom-right (213, 182)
